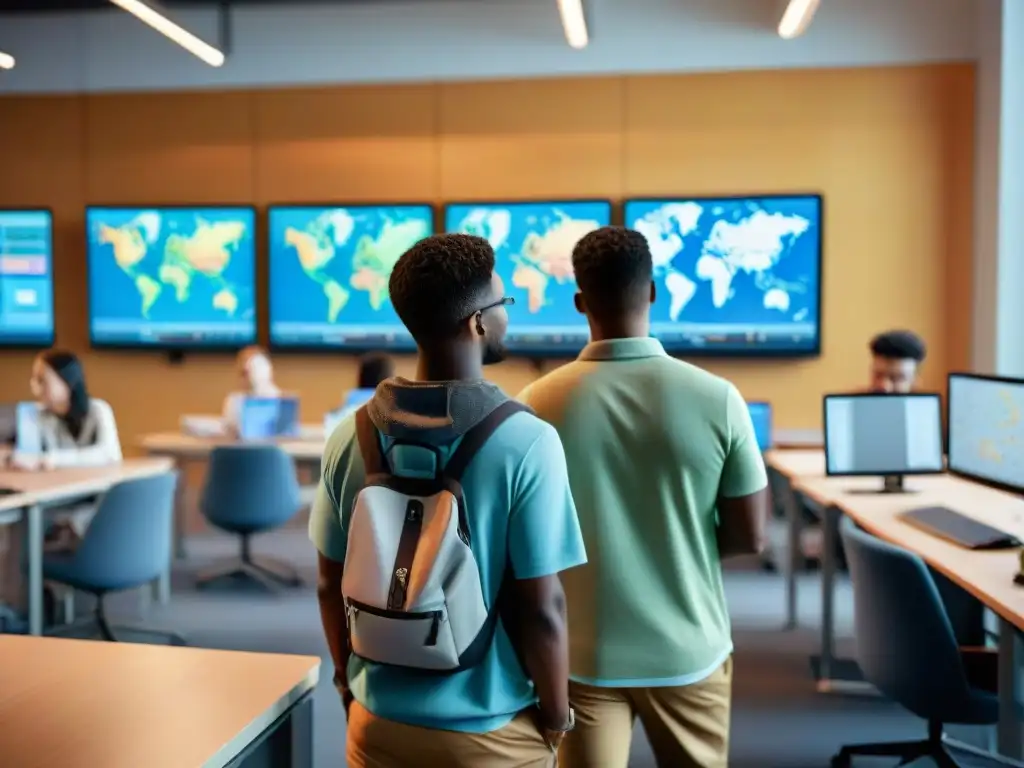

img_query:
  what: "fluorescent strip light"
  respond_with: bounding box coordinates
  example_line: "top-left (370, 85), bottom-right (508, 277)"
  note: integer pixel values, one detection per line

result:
top-left (557, 0), bottom-right (589, 49)
top-left (109, 0), bottom-right (225, 67)
top-left (0, 51), bottom-right (15, 70)
top-left (778, 0), bottom-right (821, 40)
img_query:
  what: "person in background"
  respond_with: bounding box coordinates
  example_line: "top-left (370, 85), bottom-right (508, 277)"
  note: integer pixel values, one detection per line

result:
top-left (340, 353), bottom-right (394, 416)
top-left (519, 227), bottom-right (768, 768)
top-left (222, 345), bottom-right (280, 435)
top-left (868, 330), bottom-right (926, 393)
top-left (865, 328), bottom-right (985, 645)
top-left (311, 233), bottom-right (586, 767)
top-left (0, 350), bottom-right (122, 617)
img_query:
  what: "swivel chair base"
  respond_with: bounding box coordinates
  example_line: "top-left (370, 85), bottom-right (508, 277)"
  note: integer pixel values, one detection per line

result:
top-left (46, 593), bottom-right (186, 647)
top-left (196, 535), bottom-right (302, 592)
top-left (832, 720), bottom-right (1012, 768)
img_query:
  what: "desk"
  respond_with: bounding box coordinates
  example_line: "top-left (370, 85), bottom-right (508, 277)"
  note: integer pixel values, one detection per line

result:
top-left (0, 457), bottom-right (175, 636)
top-left (766, 449), bottom-right (1024, 758)
top-left (0, 635), bottom-right (319, 768)
top-left (141, 433), bottom-right (324, 559)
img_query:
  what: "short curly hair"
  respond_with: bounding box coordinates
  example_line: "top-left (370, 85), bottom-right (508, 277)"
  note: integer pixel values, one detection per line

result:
top-left (572, 226), bottom-right (653, 315)
top-left (389, 233), bottom-right (496, 343)
top-left (870, 330), bottom-right (927, 362)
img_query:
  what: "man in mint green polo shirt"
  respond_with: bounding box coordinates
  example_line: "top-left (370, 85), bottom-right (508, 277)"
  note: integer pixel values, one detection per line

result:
top-left (519, 226), bottom-right (769, 768)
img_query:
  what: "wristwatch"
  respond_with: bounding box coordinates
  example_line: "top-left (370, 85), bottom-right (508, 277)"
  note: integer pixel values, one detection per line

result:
top-left (540, 707), bottom-right (575, 750)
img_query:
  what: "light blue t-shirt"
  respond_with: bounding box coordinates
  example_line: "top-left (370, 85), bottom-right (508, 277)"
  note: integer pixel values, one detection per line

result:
top-left (309, 409), bottom-right (587, 733)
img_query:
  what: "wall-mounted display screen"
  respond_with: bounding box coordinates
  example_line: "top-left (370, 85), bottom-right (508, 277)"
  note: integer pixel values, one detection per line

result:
top-left (0, 209), bottom-right (55, 346)
top-left (268, 205), bottom-right (433, 351)
top-left (86, 206), bottom-right (257, 349)
top-left (445, 199), bottom-right (611, 355)
top-left (624, 195), bottom-right (823, 356)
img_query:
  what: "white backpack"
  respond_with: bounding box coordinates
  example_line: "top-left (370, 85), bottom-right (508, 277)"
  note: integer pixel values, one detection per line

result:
top-left (341, 401), bottom-right (528, 673)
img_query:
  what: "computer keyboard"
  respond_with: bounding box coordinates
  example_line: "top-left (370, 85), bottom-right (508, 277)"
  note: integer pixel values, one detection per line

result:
top-left (900, 506), bottom-right (1021, 550)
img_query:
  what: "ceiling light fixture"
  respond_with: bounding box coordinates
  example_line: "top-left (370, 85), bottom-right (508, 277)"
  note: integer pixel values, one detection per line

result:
top-left (109, 0), bottom-right (226, 67)
top-left (557, 0), bottom-right (589, 50)
top-left (778, 0), bottom-right (821, 40)
top-left (0, 51), bottom-right (15, 70)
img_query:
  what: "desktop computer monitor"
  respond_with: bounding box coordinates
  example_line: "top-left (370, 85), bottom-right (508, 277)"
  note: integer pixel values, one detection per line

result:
top-left (823, 393), bottom-right (944, 492)
top-left (238, 396), bottom-right (299, 441)
top-left (747, 402), bottom-right (772, 451)
top-left (947, 373), bottom-right (1024, 493)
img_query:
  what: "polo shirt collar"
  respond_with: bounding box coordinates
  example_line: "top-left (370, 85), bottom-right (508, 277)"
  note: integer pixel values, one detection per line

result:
top-left (578, 337), bottom-right (668, 361)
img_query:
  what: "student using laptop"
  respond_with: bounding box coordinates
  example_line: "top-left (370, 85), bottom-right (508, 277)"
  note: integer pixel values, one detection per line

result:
top-left (223, 346), bottom-right (281, 435)
top-left (1, 350), bottom-right (122, 615)
top-left (520, 227), bottom-right (767, 768)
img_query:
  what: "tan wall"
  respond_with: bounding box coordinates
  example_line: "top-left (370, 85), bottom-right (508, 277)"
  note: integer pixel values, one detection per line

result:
top-left (0, 65), bottom-right (975, 456)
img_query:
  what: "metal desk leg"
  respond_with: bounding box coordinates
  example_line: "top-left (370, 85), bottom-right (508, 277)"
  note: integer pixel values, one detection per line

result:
top-left (25, 504), bottom-right (43, 636)
top-left (151, 569), bottom-right (170, 606)
top-left (997, 619), bottom-right (1023, 759)
top-left (782, 480), bottom-right (801, 630)
top-left (812, 505), bottom-right (870, 694)
top-left (172, 459), bottom-right (187, 560)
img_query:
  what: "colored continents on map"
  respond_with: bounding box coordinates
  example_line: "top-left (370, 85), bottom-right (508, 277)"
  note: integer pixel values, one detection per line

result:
top-left (98, 211), bottom-right (247, 318)
top-left (283, 209), bottom-right (430, 323)
top-left (978, 388), bottom-right (1023, 463)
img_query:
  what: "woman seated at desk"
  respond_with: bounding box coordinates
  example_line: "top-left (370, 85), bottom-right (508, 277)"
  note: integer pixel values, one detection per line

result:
top-left (0, 350), bottom-right (122, 618)
top-left (222, 346), bottom-right (280, 436)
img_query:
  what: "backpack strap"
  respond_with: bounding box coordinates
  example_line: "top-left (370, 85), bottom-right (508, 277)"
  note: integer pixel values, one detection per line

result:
top-left (443, 401), bottom-right (531, 483)
top-left (354, 405), bottom-right (388, 476)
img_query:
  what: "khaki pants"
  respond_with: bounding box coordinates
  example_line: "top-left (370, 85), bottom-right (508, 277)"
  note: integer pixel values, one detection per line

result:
top-left (561, 657), bottom-right (732, 768)
top-left (347, 702), bottom-right (557, 768)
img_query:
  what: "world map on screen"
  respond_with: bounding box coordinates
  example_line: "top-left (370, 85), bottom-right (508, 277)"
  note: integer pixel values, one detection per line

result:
top-left (625, 197), bottom-right (820, 333)
top-left (445, 201), bottom-right (610, 336)
top-left (269, 206), bottom-right (432, 337)
top-left (948, 376), bottom-right (1024, 488)
top-left (87, 208), bottom-right (256, 333)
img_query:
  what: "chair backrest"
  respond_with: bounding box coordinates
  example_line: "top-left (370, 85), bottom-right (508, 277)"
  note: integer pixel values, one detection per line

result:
top-left (200, 444), bottom-right (302, 530)
top-left (839, 514), bottom-right (973, 721)
top-left (74, 472), bottom-right (178, 590)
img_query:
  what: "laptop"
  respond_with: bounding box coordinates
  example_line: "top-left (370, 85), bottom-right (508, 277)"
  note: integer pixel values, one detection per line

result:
top-left (237, 396), bottom-right (300, 441)
top-left (15, 401), bottom-right (42, 455)
top-left (747, 401), bottom-right (772, 452)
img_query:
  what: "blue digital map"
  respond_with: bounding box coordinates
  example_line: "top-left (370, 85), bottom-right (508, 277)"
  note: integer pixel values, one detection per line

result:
top-left (625, 196), bottom-right (821, 352)
top-left (0, 209), bottom-right (54, 345)
top-left (445, 201), bottom-right (611, 351)
top-left (268, 205), bottom-right (433, 349)
top-left (87, 207), bottom-right (257, 346)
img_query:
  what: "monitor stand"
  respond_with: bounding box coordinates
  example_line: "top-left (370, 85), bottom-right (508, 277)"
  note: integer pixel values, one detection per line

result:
top-left (848, 474), bottom-right (918, 495)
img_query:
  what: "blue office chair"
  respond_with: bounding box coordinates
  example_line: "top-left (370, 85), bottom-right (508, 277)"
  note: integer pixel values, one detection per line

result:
top-left (833, 514), bottom-right (1000, 767)
top-left (43, 472), bottom-right (185, 646)
top-left (198, 445), bottom-right (304, 590)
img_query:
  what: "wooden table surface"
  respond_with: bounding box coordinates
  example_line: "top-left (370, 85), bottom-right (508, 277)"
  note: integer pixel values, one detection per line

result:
top-left (0, 636), bottom-right (320, 768)
top-left (141, 433), bottom-right (324, 462)
top-left (765, 449), bottom-right (1024, 633)
top-left (0, 457), bottom-right (175, 512)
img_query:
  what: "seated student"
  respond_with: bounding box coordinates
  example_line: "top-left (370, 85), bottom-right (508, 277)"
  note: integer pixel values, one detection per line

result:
top-left (222, 346), bottom-right (281, 436)
top-left (0, 350), bottom-right (122, 614)
top-left (864, 329), bottom-right (986, 645)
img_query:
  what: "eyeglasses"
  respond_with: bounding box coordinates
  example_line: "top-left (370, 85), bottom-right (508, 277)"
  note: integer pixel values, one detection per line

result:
top-left (473, 296), bottom-right (515, 315)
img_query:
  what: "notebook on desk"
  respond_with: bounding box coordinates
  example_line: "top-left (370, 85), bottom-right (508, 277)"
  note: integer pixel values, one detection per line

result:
top-left (900, 506), bottom-right (1021, 550)
top-left (238, 396), bottom-right (300, 441)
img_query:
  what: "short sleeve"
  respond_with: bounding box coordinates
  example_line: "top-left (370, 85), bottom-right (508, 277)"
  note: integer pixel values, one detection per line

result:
top-left (308, 416), bottom-right (362, 564)
top-left (719, 384), bottom-right (768, 498)
top-left (507, 424), bottom-right (587, 580)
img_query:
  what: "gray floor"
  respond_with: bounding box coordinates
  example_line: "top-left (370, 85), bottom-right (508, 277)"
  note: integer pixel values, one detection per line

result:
top-left (98, 531), bottom-right (995, 768)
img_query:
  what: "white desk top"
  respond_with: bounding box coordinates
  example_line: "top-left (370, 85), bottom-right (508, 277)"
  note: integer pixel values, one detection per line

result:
top-left (0, 636), bottom-right (319, 768)
top-left (764, 449), bottom-right (1024, 633)
top-left (141, 432), bottom-right (324, 462)
top-left (0, 457), bottom-right (174, 512)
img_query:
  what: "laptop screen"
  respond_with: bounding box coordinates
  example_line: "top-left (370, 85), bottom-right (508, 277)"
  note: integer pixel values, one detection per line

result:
top-left (15, 402), bottom-right (42, 454)
top-left (238, 396), bottom-right (300, 441)
top-left (747, 401), bottom-right (772, 451)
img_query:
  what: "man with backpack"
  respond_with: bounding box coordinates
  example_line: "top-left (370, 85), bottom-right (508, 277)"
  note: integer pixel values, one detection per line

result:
top-left (310, 233), bottom-right (587, 767)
